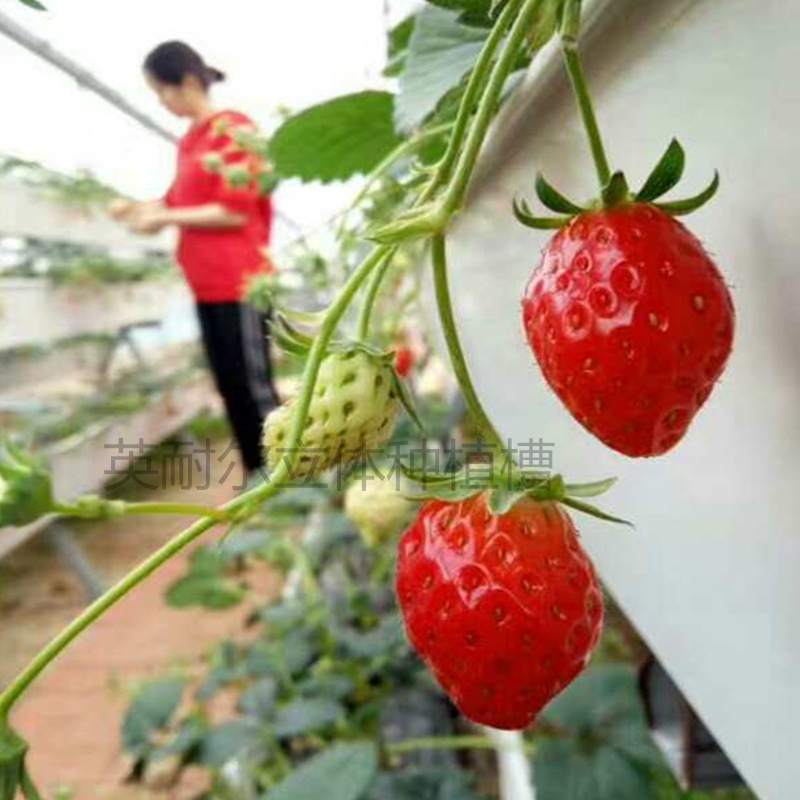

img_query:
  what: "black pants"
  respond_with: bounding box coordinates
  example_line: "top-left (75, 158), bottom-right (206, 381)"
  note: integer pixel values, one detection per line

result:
top-left (196, 302), bottom-right (279, 472)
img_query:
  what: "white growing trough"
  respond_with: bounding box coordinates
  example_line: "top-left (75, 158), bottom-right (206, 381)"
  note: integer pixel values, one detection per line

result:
top-left (436, 0), bottom-right (800, 797)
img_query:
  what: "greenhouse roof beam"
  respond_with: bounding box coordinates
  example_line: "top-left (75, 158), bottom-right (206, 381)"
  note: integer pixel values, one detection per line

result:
top-left (0, 9), bottom-right (177, 145)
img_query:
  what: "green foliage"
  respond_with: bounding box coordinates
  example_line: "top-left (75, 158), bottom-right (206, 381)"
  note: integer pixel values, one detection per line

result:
top-left (165, 548), bottom-right (247, 610)
top-left (0, 155), bottom-right (116, 209)
top-left (534, 664), bottom-right (666, 800)
top-left (385, 16), bottom-right (417, 78)
top-left (424, 0), bottom-right (497, 28)
top-left (121, 679), bottom-right (186, 767)
top-left (199, 720), bottom-right (267, 768)
top-left (267, 742), bottom-right (378, 800)
top-left (270, 92), bottom-right (403, 184)
top-left (395, 8), bottom-right (488, 132)
top-left (3, 253), bottom-right (173, 287)
top-left (365, 766), bottom-right (489, 800)
top-left (0, 720), bottom-right (41, 800)
top-left (0, 440), bottom-right (55, 528)
top-left (15, 0), bottom-right (46, 10)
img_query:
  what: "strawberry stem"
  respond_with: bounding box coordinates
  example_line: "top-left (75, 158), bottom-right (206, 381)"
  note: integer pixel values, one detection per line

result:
top-left (356, 246), bottom-right (398, 340)
top-left (432, 233), bottom-right (504, 451)
top-left (561, 0), bottom-right (613, 190)
top-left (442, 0), bottom-right (541, 215)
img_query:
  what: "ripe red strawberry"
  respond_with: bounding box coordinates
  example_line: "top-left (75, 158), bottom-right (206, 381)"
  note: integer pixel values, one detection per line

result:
top-left (522, 204), bottom-right (734, 457)
top-left (394, 346), bottom-right (415, 378)
top-left (396, 494), bottom-right (603, 730)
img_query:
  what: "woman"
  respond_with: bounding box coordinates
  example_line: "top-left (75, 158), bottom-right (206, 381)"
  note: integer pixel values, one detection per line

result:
top-left (113, 41), bottom-right (279, 478)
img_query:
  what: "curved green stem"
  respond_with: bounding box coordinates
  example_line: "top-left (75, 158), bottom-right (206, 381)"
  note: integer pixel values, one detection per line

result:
top-left (443, 0), bottom-right (545, 214)
top-left (386, 734), bottom-right (535, 755)
top-left (561, 0), bottom-right (612, 189)
top-left (121, 503), bottom-right (231, 520)
top-left (0, 512), bottom-right (224, 718)
top-left (430, 0), bottom-right (524, 193)
top-left (0, 244), bottom-right (390, 720)
top-left (338, 125), bottom-right (452, 240)
top-left (356, 246), bottom-right (398, 340)
top-left (432, 234), bottom-right (503, 450)
top-left (56, 501), bottom-right (231, 522)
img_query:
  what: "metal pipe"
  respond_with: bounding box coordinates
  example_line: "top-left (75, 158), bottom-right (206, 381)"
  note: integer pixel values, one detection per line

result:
top-left (0, 9), bottom-right (178, 145)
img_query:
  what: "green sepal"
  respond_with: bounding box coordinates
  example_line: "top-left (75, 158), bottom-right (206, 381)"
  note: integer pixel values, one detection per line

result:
top-left (563, 477), bottom-right (617, 498)
top-left (276, 316), bottom-right (316, 350)
top-left (487, 485), bottom-right (529, 515)
top-left (271, 316), bottom-right (313, 358)
top-left (367, 202), bottom-right (448, 244)
top-left (390, 369), bottom-right (427, 436)
top-left (560, 496), bottom-right (632, 526)
top-left (398, 462), bottom-right (465, 486)
top-left (512, 198), bottom-right (572, 230)
top-left (535, 173), bottom-right (586, 215)
top-left (600, 171), bottom-right (631, 208)
top-left (655, 170), bottom-right (720, 216)
top-left (402, 469), bottom-right (489, 505)
top-left (636, 138), bottom-right (685, 203)
top-left (0, 719), bottom-right (41, 800)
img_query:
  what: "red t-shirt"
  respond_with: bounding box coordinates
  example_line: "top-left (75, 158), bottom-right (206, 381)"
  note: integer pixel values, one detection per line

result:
top-left (165, 110), bottom-right (274, 303)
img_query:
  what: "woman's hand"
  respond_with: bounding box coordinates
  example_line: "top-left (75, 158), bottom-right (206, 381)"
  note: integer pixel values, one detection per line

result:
top-left (128, 210), bottom-right (169, 235)
top-left (108, 197), bottom-right (135, 221)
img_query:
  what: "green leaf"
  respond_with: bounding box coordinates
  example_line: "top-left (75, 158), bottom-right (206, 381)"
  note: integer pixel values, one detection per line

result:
top-left (385, 16), bottom-right (417, 78)
top-left (149, 715), bottom-right (206, 763)
top-left (334, 614), bottom-right (405, 660)
top-left (655, 171), bottom-right (720, 216)
top-left (268, 742), bottom-right (378, 800)
top-left (636, 139), bottom-right (686, 203)
top-left (165, 573), bottom-right (246, 610)
top-left (298, 674), bottom-right (355, 702)
top-left (534, 664), bottom-right (666, 800)
top-left (270, 92), bottom-right (403, 184)
top-left (535, 173), bottom-right (586, 215)
top-left (237, 678), bottom-right (278, 720)
top-left (365, 766), bottom-right (489, 800)
top-left (121, 679), bottom-right (185, 757)
top-left (199, 720), bottom-right (265, 768)
top-left (16, 0), bottom-right (46, 9)
top-left (272, 698), bottom-right (346, 738)
top-left (425, 0), bottom-right (494, 27)
top-left (395, 8), bottom-right (488, 132)
top-left (0, 440), bottom-right (55, 528)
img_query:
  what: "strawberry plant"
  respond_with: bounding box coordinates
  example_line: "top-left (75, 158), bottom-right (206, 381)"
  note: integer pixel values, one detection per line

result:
top-left (0, 0), bottom-right (738, 797)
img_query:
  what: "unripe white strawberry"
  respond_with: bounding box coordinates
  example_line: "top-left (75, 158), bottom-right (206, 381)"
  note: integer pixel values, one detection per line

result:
top-left (345, 476), bottom-right (414, 547)
top-left (263, 348), bottom-right (400, 478)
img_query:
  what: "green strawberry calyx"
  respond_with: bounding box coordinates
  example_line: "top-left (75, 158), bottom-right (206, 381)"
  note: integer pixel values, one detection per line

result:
top-left (513, 139), bottom-right (720, 231)
top-left (400, 459), bottom-right (630, 525)
top-left (271, 316), bottom-right (425, 434)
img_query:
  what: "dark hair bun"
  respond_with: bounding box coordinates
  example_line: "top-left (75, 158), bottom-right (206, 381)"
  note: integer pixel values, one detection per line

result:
top-left (144, 41), bottom-right (226, 90)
